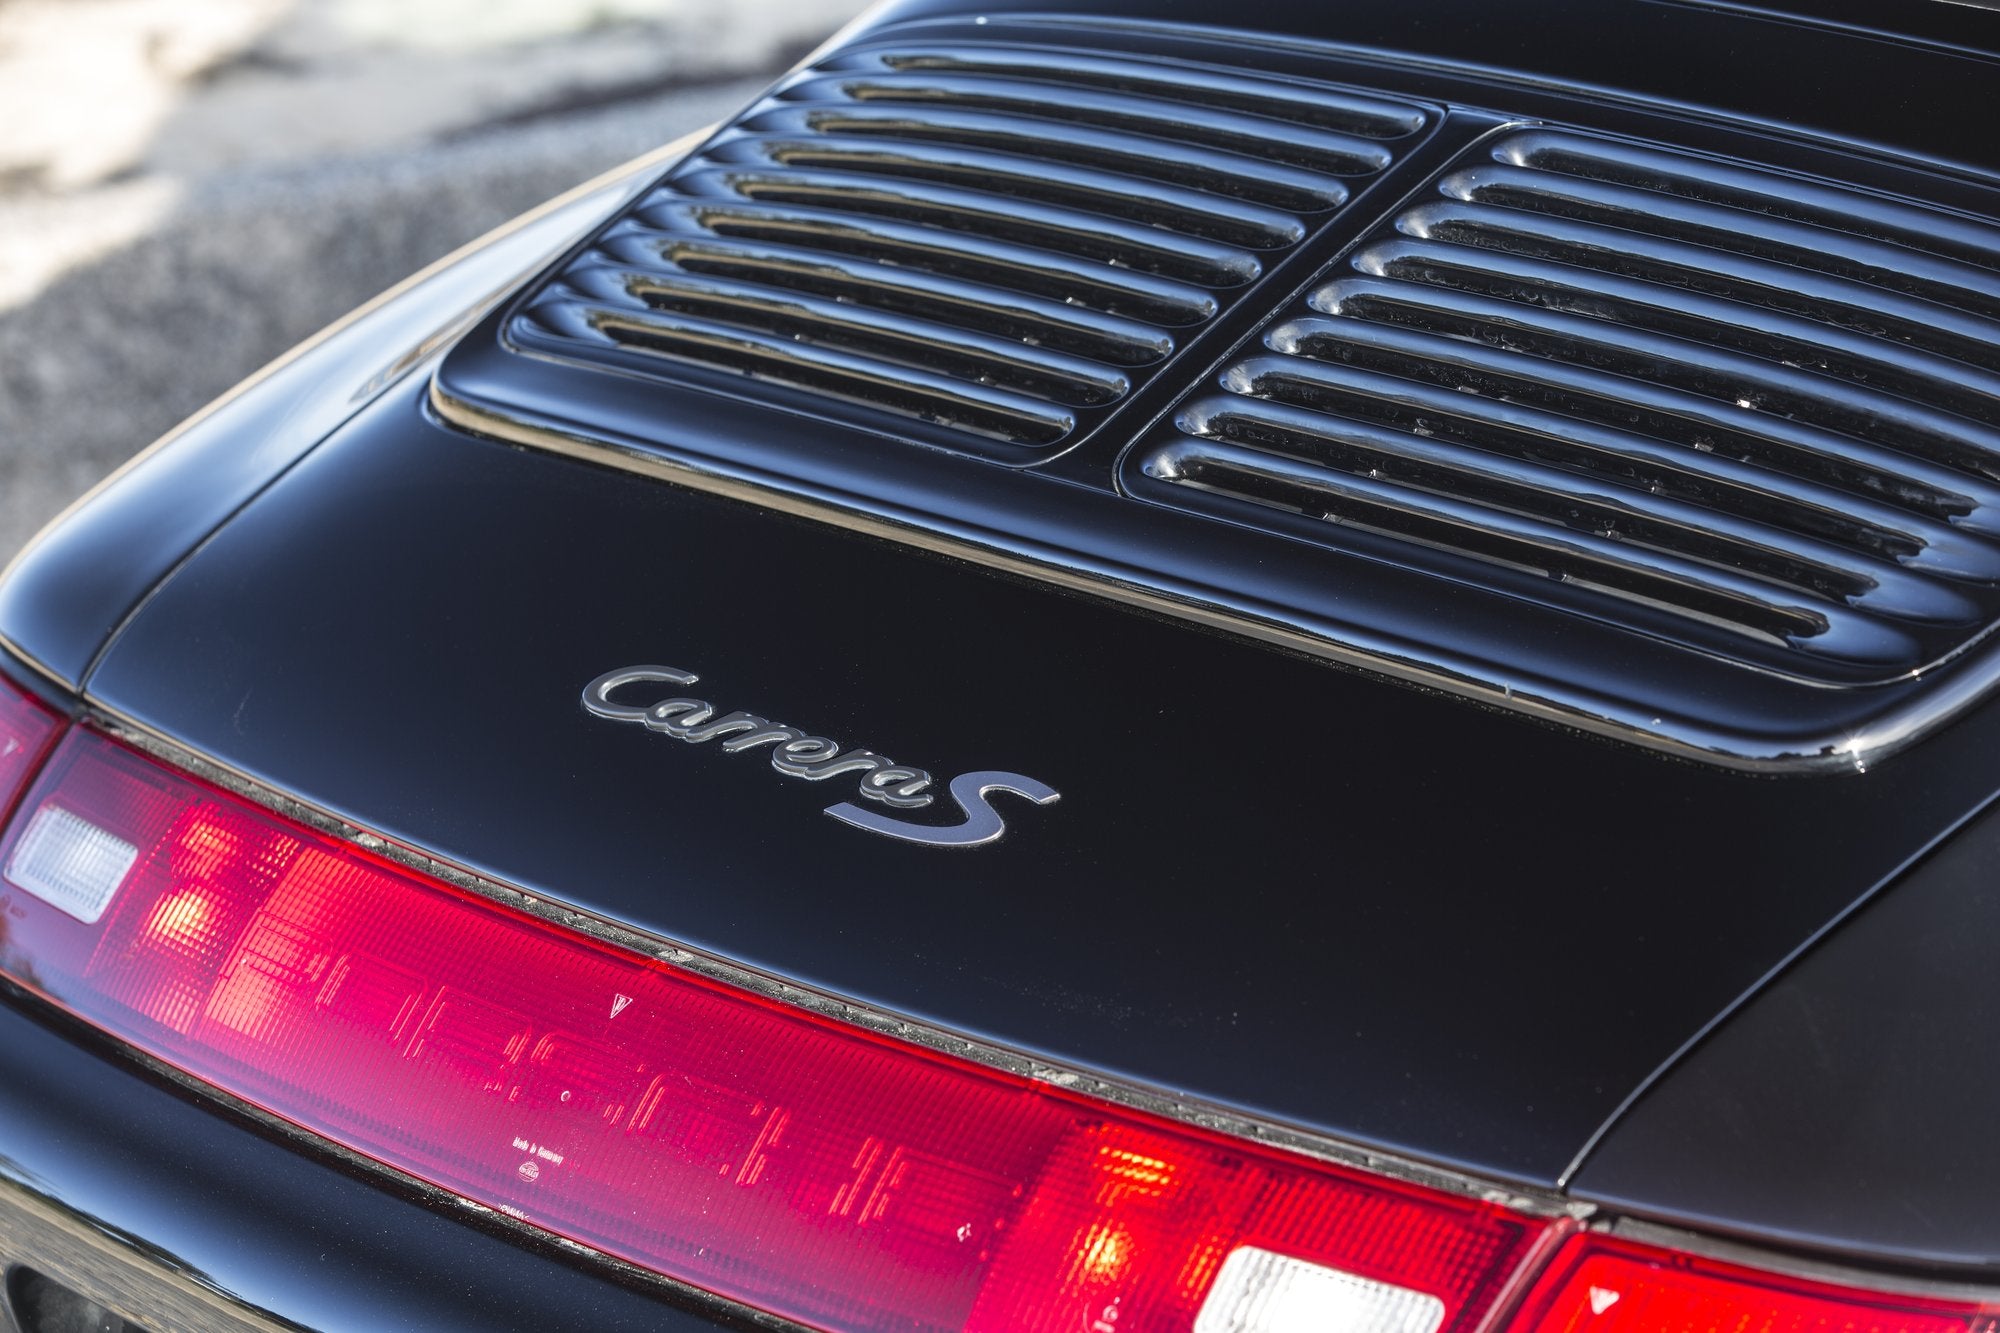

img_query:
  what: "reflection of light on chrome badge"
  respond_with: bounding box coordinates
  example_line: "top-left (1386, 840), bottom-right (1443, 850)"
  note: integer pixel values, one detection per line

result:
top-left (583, 666), bottom-right (1060, 848)
top-left (518, 1159), bottom-right (541, 1183)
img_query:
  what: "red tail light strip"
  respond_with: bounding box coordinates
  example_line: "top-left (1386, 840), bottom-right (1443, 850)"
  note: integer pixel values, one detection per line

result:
top-left (0, 721), bottom-right (1542, 1333)
top-left (1507, 1235), bottom-right (2000, 1333)
top-left (0, 673), bottom-right (1995, 1333)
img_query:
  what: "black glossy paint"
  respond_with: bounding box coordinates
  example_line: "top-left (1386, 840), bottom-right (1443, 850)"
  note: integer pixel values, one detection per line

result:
top-left (435, 12), bottom-right (2000, 769)
top-left (5, 0), bottom-right (2000, 1319)
top-left (854, 0), bottom-right (2000, 174)
top-left (0, 153), bottom-right (662, 689)
top-left (1572, 795), bottom-right (2000, 1275)
top-left (78, 377), bottom-right (2000, 1188)
top-left (503, 37), bottom-right (1440, 458)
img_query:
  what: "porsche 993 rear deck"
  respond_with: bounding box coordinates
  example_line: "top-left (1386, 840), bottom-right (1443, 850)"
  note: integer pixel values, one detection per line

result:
top-left (7, 1), bottom-right (2000, 1330)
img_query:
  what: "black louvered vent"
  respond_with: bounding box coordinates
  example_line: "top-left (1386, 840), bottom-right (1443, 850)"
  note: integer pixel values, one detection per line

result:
top-left (510, 45), bottom-right (1428, 451)
top-left (1130, 128), bottom-right (2000, 679)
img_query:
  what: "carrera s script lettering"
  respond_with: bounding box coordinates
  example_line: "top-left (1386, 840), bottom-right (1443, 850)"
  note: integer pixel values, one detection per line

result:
top-left (582, 667), bottom-right (1059, 848)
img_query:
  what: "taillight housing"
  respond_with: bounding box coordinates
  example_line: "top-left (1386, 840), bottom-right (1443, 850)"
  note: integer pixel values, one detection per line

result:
top-left (0, 718), bottom-right (1544, 1333)
top-left (0, 670), bottom-right (1995, 1333)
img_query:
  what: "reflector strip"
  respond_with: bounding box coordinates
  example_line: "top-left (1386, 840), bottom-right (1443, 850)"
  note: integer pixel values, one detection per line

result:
top-left (0, 726), bottom-right (1545, 1333)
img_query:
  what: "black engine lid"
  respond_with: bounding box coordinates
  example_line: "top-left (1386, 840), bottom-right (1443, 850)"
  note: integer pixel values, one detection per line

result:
top-left (77, 379), bottom-right (2000, 1187)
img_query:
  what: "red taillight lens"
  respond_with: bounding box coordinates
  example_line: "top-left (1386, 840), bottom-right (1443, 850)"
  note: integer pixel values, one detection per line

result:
top-left (0, 726), bottom-right (1546, 1333)
top-left (6, 705), bottom-right (1996, 1333)
top-left (0, 673), bottom-right (59, 822)
top-left (1506, 1235), bottom-right (1997, 1333)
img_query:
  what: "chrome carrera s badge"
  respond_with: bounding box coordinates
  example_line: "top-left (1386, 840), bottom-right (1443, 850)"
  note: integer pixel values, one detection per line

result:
top-left (582, 667), bottom-right (1059, 848)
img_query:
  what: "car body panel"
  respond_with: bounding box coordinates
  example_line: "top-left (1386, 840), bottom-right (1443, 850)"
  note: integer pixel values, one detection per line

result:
top-left (7, 1), bottom-right (2000, 1326)
top-left (0, 142), bottom-right (681, 690)
top-left (1572, 795), bottom-right (2000, 1273)
top-left (856, 0), bottom-right (2000, 177)
top-left (428, 8), bottom-right (2000, 774)
top-left (75, 376), bottom-right (2000, 1193)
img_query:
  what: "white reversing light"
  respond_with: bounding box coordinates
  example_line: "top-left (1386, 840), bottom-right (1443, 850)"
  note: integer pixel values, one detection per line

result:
top-left (1195, 1246), bottom-right (1448, 1333)
top-left (5, 803), bottom-right (139, 924)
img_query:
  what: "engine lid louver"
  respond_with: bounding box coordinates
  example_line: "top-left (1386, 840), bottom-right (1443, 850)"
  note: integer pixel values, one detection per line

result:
top-left (507, 43), bottom-right (1430, 452)
top-left (439, 22), bottom-right (2000, 768)
top-left (1129, 129), bottom-right (2000, 682)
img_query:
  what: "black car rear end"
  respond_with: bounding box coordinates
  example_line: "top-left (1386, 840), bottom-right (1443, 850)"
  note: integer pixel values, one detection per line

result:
top-left (7, 1), bottom-right (2000, 1329)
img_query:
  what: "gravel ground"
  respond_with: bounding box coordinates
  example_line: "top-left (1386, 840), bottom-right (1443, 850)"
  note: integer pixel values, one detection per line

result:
top-left (0, 0), bottom-right (869, 558)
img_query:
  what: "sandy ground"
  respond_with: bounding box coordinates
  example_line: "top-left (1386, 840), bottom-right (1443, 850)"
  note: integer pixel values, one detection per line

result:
top-left (0, 0), bottom-right (871, 557)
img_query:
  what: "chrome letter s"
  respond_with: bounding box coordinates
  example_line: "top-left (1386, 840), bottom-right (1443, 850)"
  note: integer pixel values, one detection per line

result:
top-left (823, 771), bottom-right (1060, 848)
